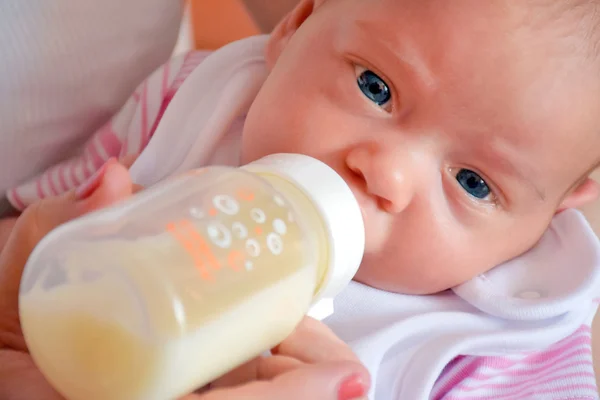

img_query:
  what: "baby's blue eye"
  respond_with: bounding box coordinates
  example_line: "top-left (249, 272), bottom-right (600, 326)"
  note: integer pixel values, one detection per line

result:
top-left (357, 70), bottom-right (391, 106)
top-left (456, 169), bottom-right (491, 199)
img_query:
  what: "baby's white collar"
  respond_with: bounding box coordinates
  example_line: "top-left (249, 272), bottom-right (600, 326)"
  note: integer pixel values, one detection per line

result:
top-left (453, 209), bottom-right (600, 320)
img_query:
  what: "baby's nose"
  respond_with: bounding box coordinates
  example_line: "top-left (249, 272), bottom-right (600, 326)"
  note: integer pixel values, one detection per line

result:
top-left (346, 146), bottom-right (414, 214)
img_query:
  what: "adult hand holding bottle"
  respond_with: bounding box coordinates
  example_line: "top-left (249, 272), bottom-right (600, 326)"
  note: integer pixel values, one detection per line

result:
top-left (0, 160), bottom-right (369, 400)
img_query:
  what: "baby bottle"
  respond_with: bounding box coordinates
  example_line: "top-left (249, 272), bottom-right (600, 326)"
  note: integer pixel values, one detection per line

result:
top-left (18, 154), bottom-right (365, 400)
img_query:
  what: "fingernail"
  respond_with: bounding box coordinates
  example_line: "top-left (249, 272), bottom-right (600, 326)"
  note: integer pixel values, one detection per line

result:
top-left (76, 158), bottom-right (114, 200)
top-left (338, 374), bottom-right (367, 400)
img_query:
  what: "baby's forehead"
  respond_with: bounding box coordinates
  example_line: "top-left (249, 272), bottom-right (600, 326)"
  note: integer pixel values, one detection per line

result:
top-left (336, 0), bottom-right (599, 55)
top-left (328, 0), bottom-right (600, 189)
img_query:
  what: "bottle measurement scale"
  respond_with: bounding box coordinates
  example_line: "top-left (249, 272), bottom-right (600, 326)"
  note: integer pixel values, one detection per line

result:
top-left (166, 189), bottom-right (294, 280)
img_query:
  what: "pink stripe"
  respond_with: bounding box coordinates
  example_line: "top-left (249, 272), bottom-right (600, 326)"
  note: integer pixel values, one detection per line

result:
top-left (35, 178), bottom-right (45, 199)
top-left (172, 52), bottom-right (207, 87)
top-left (81, 160), bottom-right (94, 181)
top-left (444, 383), bottom-right (599, 400)
top-left (481, 332), bottom-right (590, 370)
top-left (578, 325), bottom-right (592, 334)
top-left (175, 64), bottom-right (199, 80)
top-left (97, 126), bottom-right (122, 157)
top-left (594, 297), bottom-right (600, 304)
top-left (78, 147), bottom-right (93, 179)
top-left (85, 156), bottom-right (96, 178)
top-left (503, 336), bottom-right (591, 366)
top-left (179, 64), bottom-right (200, 73)
top-left (86, 139), bottom-right (106, 169)
top-left (46, 172), bottom-right (59, 196)
top-left (161, 60), bottom-right (171, 98)
top-left (121, 138), bottom-right (129, 156)
top-left (433, 332), bottom-right (592, 398)
top-left (452, 330), bottom-right (590, 374)
top-left (442, 356), bottom-right (467, 372)
top-left (139, 82), bottom-right (149, 148)
top-left (132, 91), bottom-right (141, 102)
top-left (432, 357), bottom-right (475, 399)
top-left (69, 162), bottom-right (80, 187)
top-left (435, 358), bottom-right (594, 399)
top-left (435, 357), bottom-right (484, 398)
top-left (464, 343), bottom-right (591, 383)
top-left (142, 60), bottom-right (175, 143)
top-left (455, 364), bottom-right (595, 393)
top-left (57, 165), bottom-right (69, 192)
top-left (491, 380), bottom-right (597, 400)
top-left (7, 188), bottom-right (26, 210)
top-left (148, 91), bottom-right (176, 141)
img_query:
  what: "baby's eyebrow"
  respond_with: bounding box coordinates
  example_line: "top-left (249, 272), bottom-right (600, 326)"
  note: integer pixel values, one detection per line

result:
top-left (353, 21), bottom-right (438, 90)
top-left (390, 40), bottom-right (437, 90)
top-left (484, 145), bottom-right (546, 201)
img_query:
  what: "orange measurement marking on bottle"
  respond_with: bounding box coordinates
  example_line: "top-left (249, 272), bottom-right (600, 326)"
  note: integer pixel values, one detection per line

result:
top-left (255, 226), bottom-right (263, 235)
top-left (166, 221), bottom-right (214, 282)
top-left (208, 208), bottom-right (218, 217)
top-left (179, 220), bottom-right (221, 271)
top-left (237, 188), bottom-right (255, 202)
top-left (227, 250), bottom-right (244, 271)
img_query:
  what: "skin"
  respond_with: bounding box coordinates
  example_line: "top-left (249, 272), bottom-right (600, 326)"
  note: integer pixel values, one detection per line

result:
top-left (242, 0), bottom-right (600, 294)
top-left (0, 161), bottom-right (369, 399)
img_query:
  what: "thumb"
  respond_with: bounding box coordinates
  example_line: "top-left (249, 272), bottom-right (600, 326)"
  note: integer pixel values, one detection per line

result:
top-left (191, 361), bottom-right (370, 400)
top-left (1, 159), bottom-right (133, 278)
top-left (0, 160), bottom-right (134, 344)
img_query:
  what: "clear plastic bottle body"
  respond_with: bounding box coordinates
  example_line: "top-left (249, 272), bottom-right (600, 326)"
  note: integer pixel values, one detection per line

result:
top-left (19, 167), bottom-right (321, 400)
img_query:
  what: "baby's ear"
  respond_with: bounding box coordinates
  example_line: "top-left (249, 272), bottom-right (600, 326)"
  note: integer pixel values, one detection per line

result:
top-left (265, 0), bottom-right (319, 68)
top-left (558, 177), bottom-right (600, 212)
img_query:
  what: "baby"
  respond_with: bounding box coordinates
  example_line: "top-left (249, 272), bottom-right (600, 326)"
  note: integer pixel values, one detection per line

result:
top-left (3, 0), bottom-right (600, 398)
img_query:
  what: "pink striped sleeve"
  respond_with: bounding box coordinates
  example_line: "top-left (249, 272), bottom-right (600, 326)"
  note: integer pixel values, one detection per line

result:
top-left (432, 324), bottom-right (599, 400)
top-left (6, 51), bottom-right (211, 210)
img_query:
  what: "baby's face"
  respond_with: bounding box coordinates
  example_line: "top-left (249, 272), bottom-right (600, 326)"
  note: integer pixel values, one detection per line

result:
top-left (241, 0), bottom-right (600, 294)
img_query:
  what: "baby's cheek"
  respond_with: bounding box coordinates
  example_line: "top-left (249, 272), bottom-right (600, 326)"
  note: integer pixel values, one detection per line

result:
top-left (354, 237), bottom-right (467, 295)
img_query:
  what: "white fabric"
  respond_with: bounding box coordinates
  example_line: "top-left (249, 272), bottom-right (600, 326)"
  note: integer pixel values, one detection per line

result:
top-left (129, 36), bottom-right (270, 185)
top-left (0, 0), bottom-right (183, 195)
top-left (326, 210), bottom-right (600, 399)
top-left (453, 210), bottom-right (600, 321)
top-left (129, 36), bottom-right (600, 400)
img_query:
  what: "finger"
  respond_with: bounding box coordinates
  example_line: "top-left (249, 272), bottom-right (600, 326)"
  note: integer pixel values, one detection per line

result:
top-left (272, 317), bottom-right (358, 364)
top-left (0, 349), bottom-right (64, 400)
top-left (76, 159), bottom-right (135, 213)
top-left (186, 361), bottom-right (370, 400)
top-left (210, 355), bottom-right (302, 389)
top-left (3, 159), bottom-right (132, 258)
top-left (0, 161), bottom-right (134, 337)
top-left (1, 160), bottom-right (132, 277)
top-left (0, 218), bottom-right (17, 254)
top-left (119, 154), bottom-right (139, 169)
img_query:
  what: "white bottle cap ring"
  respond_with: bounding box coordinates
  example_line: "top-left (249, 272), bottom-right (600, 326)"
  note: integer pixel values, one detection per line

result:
top-left (243, 154), bottom-right (365, 305)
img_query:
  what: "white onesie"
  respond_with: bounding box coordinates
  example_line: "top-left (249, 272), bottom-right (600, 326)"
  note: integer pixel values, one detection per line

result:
top-left (6, 36), bottom-right (600, 400)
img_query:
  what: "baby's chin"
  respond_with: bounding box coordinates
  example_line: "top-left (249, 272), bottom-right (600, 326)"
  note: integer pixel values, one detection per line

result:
top-left (352, 272), bottom-right (453, 296)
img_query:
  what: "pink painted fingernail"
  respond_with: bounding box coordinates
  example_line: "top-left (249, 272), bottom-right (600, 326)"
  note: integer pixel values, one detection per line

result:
top-left (338, 374), bottom-right (367, 400)
top-left (75, 158), bottom-right (114, 200)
